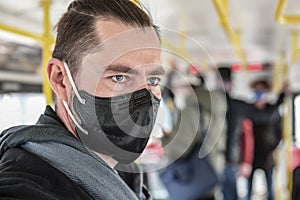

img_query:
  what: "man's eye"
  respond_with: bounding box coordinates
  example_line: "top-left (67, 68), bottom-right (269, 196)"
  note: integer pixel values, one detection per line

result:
top-left (147, 77), bottom-right (161, 86)
top-left (112, 75), bottom-right (126, 83)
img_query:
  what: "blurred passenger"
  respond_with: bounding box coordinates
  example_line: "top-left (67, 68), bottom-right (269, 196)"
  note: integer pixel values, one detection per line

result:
top-left (162, 61), bottom-right (180, 128)
top-left (218, 67), bottom-right (251, 200)
top-left (292, 165), bottom-right (300, 200)
top-left (192, 72), bottom-right (227, 175)
top-left (245, 79), bottom-right (284, 200)
top-left (0, 0), bottom-right (163, 199)
top-left (161, 70), bottom-right (200, 163)
top-left (160, 71), bottom-right (218, 200)
top-left (292, 147), bottom-right (300, 200)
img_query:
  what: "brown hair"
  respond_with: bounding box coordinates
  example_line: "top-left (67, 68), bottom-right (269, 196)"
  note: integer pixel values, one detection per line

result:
top-left (250, 79), bottom-right (271, 91)
top-left (52, 0), bottom-right (159, 78)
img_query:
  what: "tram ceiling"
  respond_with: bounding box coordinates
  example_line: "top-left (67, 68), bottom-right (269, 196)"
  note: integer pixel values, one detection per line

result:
top-left (146, 0), bottom-right (300, 65)
top-left (0, 0), bottom-right (299, 80)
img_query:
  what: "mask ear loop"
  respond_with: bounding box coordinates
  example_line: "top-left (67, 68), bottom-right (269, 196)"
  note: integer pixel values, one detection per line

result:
top-left (62, 100), bottom-right (88, 135)
top-left (63, 61), bottom-right (86, 105)
top-left (62, 61), bottom-right (88, 135)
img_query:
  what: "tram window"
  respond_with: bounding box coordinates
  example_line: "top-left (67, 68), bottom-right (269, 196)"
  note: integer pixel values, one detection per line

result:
top-left (0, 93), bottom-right (45, 133)
top-left (294, 95), bottom-right (300, 147)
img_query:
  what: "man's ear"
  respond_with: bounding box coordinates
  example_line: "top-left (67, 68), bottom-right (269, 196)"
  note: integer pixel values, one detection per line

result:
top-left (47, 58), bottom-right (69, 102)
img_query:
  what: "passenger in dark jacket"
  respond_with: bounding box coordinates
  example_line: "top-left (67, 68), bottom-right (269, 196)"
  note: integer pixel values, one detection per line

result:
top-left (246, 79), bottom-right (284, 200)
top-left (0, 0), bottom-right (164, 199)
top-left (218, 67), bottom-right (250, 200)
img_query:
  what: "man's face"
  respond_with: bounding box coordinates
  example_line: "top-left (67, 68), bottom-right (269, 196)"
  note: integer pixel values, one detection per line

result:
top-left (75, 19), bottom-right (163, 99)
top-left (253, 83), bottom-right (268, 109)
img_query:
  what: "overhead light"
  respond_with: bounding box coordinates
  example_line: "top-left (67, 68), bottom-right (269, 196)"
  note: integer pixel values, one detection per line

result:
top-left (231, 63), bottom-right (263, 72)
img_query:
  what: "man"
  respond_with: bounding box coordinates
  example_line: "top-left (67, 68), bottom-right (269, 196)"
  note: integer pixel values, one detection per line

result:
top-left (0, 0), bottom-right (164, 199)
top-left (218, 67), bottom-right (251, 200)
top-left (246, 79), bottom-right (284, 200)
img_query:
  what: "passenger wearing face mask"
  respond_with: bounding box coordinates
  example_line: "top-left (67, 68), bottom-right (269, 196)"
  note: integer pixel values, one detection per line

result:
top-left (218, 67), bottom-right (252, 200)
top-left (245, 79), bottom-right (285, 200)
top-left (0, 0), bottom-right (164, 199)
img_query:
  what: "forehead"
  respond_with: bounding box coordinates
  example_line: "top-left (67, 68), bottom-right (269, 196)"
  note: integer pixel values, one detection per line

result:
top-left (77, 19), bottom-right (161, 86)
top-left (95, 19), bottom-right (138, 40)
top-left (253, 82), bottom-right (269, 90)
top-left (96, 18), bottom-right (160, 51)
top-left (80, 19), bottom-right (161, 69)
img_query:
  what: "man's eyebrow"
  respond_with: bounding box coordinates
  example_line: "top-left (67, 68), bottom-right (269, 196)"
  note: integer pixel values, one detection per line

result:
top-left (105, 65), bottom-right (165, 76)
top-left (105, 65), bottom-right (138, 74)
top-left (148, 67), bottom-right (165, 76)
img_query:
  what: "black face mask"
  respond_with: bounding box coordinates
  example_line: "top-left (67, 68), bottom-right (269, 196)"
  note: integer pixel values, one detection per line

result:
top-left (72, 88), bottom-right (160, 164)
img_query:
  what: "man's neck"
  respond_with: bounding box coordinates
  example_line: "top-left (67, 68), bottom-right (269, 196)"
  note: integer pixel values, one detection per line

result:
top-left (56, 100), bottom-right (80, 139)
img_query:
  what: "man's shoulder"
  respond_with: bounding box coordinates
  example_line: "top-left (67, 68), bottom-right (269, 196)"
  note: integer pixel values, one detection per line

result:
top-left (0, 147), bottom-right (91, 200)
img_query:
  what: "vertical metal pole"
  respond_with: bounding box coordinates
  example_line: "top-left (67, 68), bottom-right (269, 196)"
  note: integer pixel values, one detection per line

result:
top-left (277, 52), bottom-right (293, 200)
top-left (272, 52), bottom-right (284, 94)
top-left (275, 0), bottom-right (287, 22)
top-left (283, 61), bottom-right (293, 198)
top-left (212, 0), bottom-right (247, 70)
top-left (291, 30), bottom-right (299, 63)
top-left (41, 0), bottom-right (53, 105)
top-left (282, 95), bottom-right (293, 199)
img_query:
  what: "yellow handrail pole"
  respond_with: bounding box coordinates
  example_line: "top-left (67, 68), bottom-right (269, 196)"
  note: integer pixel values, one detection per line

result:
top-left (282, 54), bottom-right (293, 198)
top-left (275, 0), bottom-right (300, 24)
top-left (0, 1), bottom-right (55, 105)
top-left (130, 0), bottom-right (139, 6)
top-left (41, 0), bottom-right (53, 105)
top-left (212, 0), bottom-right (247, 70)
top-left (291, 30), bottom-right (299, 63)
top-left (161, 10), bottom-right (189, 60)
top-left (274, 52), bottom-right (292, 200)
top-left (0, 23), bottom-right (55, 44)
top-left (178, 10), bottom-right (188, 58)
top-left (280, 96), bottom-right (293, 200)
top-left (161, 39), bottom-right (178, 51)
top-left (275, 0), bottom-right (287, 23)
top-left (232, 29), bottom-right (247, 70)
top-left (220, 0), bottom-right (228, 15)
top-left (282, 16), bottom-right (300, 24)
top-left (273, 52), bottom-right (286, 94)
top-left (283, 96), bottom-right (293, 197)
top-left (178, 32), bottom-right (188, 59)
top-left (161, 38), bottom-right (188, 59)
